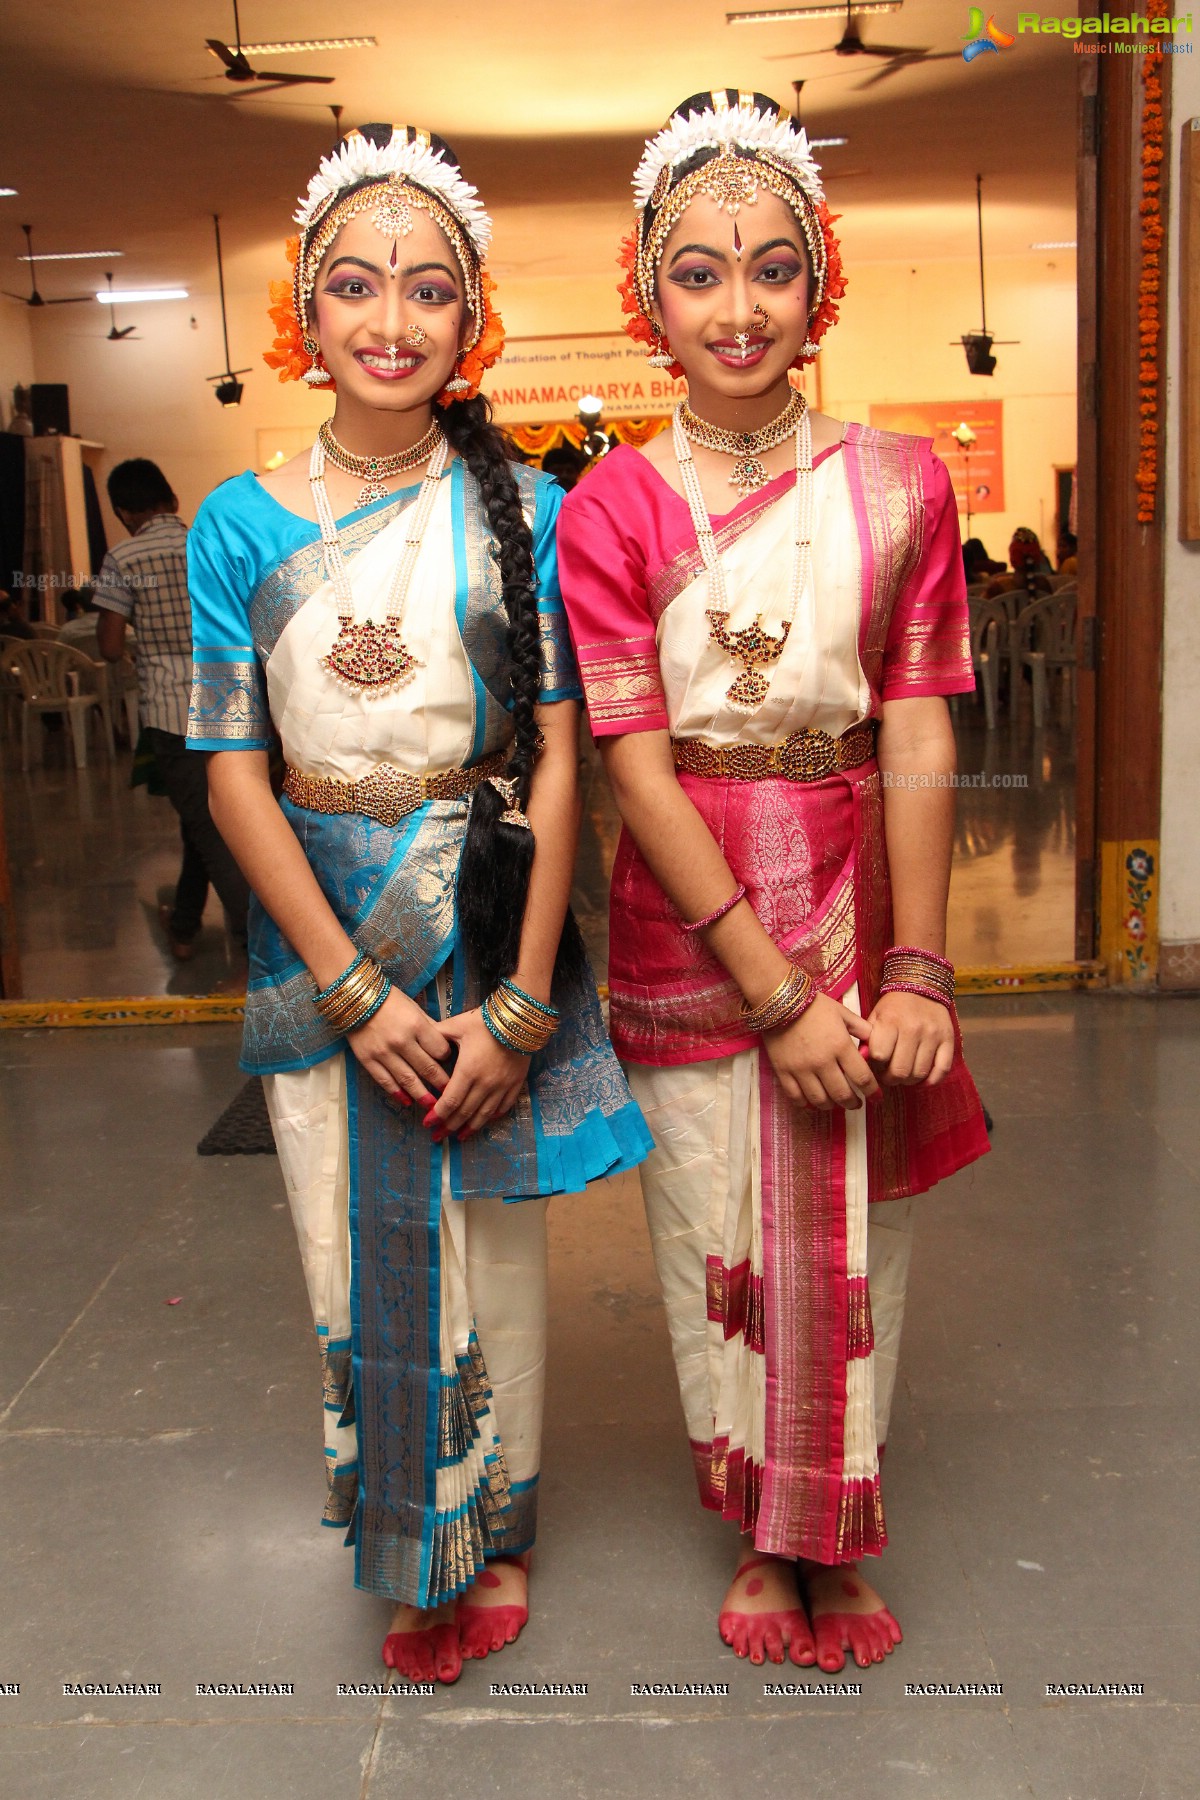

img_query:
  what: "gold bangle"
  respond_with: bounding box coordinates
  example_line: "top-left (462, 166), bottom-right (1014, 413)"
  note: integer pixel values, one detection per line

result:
top-left (314, 956), bottom-right (390, 1030)
top-left (481, 988), bottom-right (557, 1054)
top-left (739, 963), bottom-right (818, 1035)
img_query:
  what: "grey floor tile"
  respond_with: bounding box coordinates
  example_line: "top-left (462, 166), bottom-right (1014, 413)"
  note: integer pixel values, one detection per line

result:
top-left (1008, 1703), bottom-right (1194, 1800)
top-left (0, 1722), bottom-right (377, 1800)
top-left (367, 1708), bottom-right (1034, 1800)
top-left (916, 1407), bottom-right (1200, 1641)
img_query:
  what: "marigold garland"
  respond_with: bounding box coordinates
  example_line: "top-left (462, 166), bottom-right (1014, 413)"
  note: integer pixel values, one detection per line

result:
top-left (1135, 1), bottom-right (1168, 525)
top-left (506, 417), bottom-right (670, 458)
top-left (262, 225), bottom-right (506, 405)
top-left (616, 198), bottom-right (846, 379)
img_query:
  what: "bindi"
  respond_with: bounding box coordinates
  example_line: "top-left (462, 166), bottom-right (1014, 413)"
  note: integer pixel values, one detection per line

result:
top-left (388, 239), bottom-right (399, 271)
top-left (733, 221), bottom-right (743, 261)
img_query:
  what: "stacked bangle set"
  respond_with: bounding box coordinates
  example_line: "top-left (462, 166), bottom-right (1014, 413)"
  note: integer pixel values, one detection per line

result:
top-left (878, 945), bottom-right (956, 1010)
top-left (739, 961), bottom-right (818, 1035)
top-left (481, 978), bottom-right (560, 1056)
top-left (313, 956), bottom-right (560, 1058)
top-left (313, 951), bottom-right (393, 1034)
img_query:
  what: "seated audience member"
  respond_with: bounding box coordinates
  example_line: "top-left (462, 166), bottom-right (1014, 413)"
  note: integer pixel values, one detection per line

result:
top-left (985, 528), bottom-right (1053, 600)
top-left (0, 588), bottom-right (33, 639)
top-left (962, 537), bottom-right (1006, 584)
top-left (1056, 530), bottom-right (1078, 582)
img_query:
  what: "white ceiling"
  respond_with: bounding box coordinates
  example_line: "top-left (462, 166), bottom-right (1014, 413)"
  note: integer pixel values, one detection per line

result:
top-left (1, 1), bottom-right (1078, 302)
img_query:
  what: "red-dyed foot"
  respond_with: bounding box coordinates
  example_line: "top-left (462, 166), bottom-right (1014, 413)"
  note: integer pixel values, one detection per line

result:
top-left (382, 1601), bottom-right (462, 1684)
top-left (717, 1552), bottom-right (817, 1668)
top-left (457, 1555), bottom-right (530, 1661)
top-left (803, 1563), bottom-right (903, 1672)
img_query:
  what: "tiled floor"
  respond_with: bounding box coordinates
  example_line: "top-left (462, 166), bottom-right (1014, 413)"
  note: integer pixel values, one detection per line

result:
top-left (1, 992), bottom-right (1196, 1797)
top-left (2, 685), bottom-right (1076, 1001)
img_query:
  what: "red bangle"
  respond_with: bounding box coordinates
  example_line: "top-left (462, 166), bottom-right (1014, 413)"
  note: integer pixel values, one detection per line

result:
top-left (682, 883), bottom-right (747, 934)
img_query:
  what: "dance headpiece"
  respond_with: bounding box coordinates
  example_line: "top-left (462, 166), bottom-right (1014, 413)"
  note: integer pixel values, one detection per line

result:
top-left (265, 123), bottom-right (504, 402)
top-left (619, 89), bottom-right (846, 376)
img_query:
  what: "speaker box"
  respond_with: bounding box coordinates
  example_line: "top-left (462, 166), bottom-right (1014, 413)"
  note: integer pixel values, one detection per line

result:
top-left (31, 384), bottom-right (71, 436)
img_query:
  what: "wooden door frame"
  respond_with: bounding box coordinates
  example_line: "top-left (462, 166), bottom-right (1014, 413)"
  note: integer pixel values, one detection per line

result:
top-left (1076, 47), bottom-right (1169, 983)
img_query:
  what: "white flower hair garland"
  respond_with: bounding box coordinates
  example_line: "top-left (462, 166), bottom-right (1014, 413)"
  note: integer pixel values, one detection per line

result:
top-left (295, 129), bottom-right (493, 258)
top-left (632, 102), bottom-right (825, 212)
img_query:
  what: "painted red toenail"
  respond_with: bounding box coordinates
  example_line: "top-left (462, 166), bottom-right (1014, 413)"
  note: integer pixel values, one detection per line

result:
top-left (841, 1579), bottom-right (860, 1598)
top-left (476, 1569), bottom-right (502, 1588)
top-left (745, 1578), bottom-right (764, 1596)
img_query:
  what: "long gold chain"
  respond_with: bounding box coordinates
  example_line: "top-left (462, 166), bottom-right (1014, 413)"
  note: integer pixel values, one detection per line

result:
top-left (317, 416), bottom-right (445, 506)
top-left (677, 387), bottom-right (805, 499)
top-left (309, 431), bottom-right (448, 697)
top-left (673, 396), bottom-right (814, 712)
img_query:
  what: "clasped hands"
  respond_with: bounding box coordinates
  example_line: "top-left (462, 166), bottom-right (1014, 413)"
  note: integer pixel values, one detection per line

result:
top-left (346, 987), bottom-right (529, 1141)
top-left (764, 988), bottom-right (955, 1112)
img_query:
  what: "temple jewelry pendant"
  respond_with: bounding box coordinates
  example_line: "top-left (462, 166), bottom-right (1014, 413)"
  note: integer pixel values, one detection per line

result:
top-left (729, 455), bottom-right (770, 498)
top-left (373, 190), bottom-right (413, 239)
top-left (322, 617), bottom-right (419, 695)
top-left (354, 460), bottom-right (391, 506)
top-left (706, 608), bottom-right (791, 710)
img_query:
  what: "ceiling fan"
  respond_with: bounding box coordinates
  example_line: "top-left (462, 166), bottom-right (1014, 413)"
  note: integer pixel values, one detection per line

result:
top-left (3, 224), bottom-right (94, 307)
top-left (204, 2), bottom-right (336, 93)
top-left (101, 272), bottom-right (139, 340)
top-left (766, 0), bottom-right (955, 83)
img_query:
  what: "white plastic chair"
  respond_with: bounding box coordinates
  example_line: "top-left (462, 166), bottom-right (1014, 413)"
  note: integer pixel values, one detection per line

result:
top-left (0, 635), bottom-right (24, 740)
top-left (1014, 591), bottom-right (1077, 728)
top-left (968, 600), bottom-right (1008, 730)
top-left (10, 640), bottom-right (116, 771)
top-left (114, 652), bottom-right (139, 745)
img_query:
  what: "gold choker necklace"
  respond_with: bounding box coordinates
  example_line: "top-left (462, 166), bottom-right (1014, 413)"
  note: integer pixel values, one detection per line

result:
top-left (317, 417), bottom-right (445, 507)
top-left (677, 389), bottom-right (806, 500)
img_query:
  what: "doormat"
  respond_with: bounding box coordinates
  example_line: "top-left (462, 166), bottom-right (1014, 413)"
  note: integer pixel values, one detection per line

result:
top-left (197, 1077), bottom-right (277, 1156)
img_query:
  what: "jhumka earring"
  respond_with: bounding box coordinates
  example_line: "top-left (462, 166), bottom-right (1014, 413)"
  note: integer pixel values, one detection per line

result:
top-left (302, 336), bottom-right (332, 386)
top-left (442, 368), bottom-right (471, 395)
top-left (647, 324), bottom-right (675, 370)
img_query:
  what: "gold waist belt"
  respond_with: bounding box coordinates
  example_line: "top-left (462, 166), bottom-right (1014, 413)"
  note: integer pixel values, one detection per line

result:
top-left (671, 720), bottom-right (878, 784)
top-left (283, 749), bottom-right (508, 828)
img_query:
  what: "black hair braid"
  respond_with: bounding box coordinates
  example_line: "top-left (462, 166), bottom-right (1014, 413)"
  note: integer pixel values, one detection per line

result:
top-left (442, 395), bottom-right (554, 998)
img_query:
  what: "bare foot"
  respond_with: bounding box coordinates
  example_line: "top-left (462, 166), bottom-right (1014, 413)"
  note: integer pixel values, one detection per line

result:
top-left (718, 1545), bottom-right (817, 1668)
top-left (381, 1599), bottom-right (461, 1684)
top-left (457, 1554), bottom-right (530, 1661)
top-left (802, 1561), bottom-right (902, 1671)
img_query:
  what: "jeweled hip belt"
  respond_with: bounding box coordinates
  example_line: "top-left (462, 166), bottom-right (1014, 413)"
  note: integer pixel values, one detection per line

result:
top-left (671, 720), bottom-right (878, 784)
top-left (283, 749), bottom-right (509, 828)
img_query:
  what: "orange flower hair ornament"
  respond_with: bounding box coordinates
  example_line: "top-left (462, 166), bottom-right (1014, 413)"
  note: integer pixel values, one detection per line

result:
top-left (263, 125), bottom-right (506, 404)
top-left (618, 93), bottom-right (847, 376)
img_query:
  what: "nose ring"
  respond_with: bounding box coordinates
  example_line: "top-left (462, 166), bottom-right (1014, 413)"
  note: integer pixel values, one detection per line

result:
top-left (404, 324), bottom-right (427, 346)
top-left (734, 331), bottom-right (750, 352)
top-left (753, 303), bottom-right (772, 328)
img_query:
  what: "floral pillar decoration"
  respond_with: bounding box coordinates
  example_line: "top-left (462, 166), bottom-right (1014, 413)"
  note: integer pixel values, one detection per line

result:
top-left (1135, 0), bottom-right (1168, 524)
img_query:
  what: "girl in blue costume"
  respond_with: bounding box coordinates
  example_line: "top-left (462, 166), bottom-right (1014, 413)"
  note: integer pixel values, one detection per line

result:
top-left (185, 124), bottom-right (650, 1686)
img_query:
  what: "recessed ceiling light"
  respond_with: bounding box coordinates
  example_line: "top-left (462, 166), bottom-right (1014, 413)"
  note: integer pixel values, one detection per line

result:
top-left (727, 3), bottom-right (899, 23)
top-left (20, 250), bottom-right (124, 262)
top-left (1029, 240), bottom-right (1077, 250)
top-left (0, 187), bottom-right (18, 198)
top-left (809, 136), bottom-right (849, 148)
top-left (95, 288), bottom-right (188, 304)
top-left (232, 36), bottom-right (377, 55)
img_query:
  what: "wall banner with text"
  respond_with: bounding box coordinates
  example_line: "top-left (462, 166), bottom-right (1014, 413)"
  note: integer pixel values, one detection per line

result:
top-left (868, 402), bottom-right (1005, 515)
